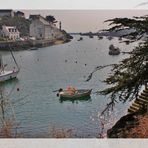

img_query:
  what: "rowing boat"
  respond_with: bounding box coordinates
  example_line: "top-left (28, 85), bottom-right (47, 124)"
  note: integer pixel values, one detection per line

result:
top-left (58, 89), bottom-right (92, 99)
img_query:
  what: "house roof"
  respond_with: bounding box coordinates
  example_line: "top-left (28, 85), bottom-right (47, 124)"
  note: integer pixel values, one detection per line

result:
top-left (3, 25), bottom-right (19, 32)
top-left (15, 11), bottom-right (24, 15)
top-left (39, 17), bottom-right (50, 25)
top-left (0, 9), bottom-right (13, 13)
top-left (30, 15), bottom-right (50, 25)
top-left (5, 26), bottom-right (16, 29)
top-left (29, 14), bottom-right (40, 20)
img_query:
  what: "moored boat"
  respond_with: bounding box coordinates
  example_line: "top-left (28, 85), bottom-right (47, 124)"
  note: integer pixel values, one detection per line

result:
top-left (98, 36), bottom-right (103, 40)
top-left (29, 47), bottom-right (38, 50)
top-left (0, 50), bottom-right (19, 82)
top-left (58, 89), bottom-right (92, 99)
top-left (107, 36), bottom-right (113, 40)
top-left (77, 37), bottom-right (83, 41)
top-left (0, 70), bottom-right (19, 82)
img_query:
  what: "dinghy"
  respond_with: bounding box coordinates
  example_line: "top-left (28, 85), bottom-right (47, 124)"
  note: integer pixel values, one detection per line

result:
top-left (58, 89), bottom-right (92, 99)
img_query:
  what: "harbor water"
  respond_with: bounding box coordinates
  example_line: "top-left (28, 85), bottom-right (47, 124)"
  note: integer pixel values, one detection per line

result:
top-left (0, 35), bottom-right (137, 137)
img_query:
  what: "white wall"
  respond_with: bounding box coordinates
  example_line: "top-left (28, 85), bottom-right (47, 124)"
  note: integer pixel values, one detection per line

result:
top-left (2, 26), bottom-right (20, 40)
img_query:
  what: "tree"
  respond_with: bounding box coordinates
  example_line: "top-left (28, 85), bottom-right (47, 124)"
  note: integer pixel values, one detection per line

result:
top-left (90, 16), bottom-right (148, 113)
top-left (46, 15), bottom-right (57, 23)
top-left (0, 16), bottom-right (30, 36)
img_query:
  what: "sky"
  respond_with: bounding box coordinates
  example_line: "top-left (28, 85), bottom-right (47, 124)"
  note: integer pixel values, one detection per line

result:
top-left (21, 10), bottom-right (148, 33)
top-left (0, 0), bottom-right (148, 9)
top-left (0, 0), bottom-right (148, 32)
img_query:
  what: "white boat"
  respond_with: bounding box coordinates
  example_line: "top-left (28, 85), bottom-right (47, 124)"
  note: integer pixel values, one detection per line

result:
top-left (0, 70), bottom-right (19, 82)
top-left (29, 47), bottom-right (38, 50)
top-left (0, 51), bottom-right (19, 82)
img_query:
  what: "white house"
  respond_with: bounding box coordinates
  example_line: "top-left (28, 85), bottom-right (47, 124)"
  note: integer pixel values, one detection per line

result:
top-left (29, 15), bottom-right (64, 40)
top-left (1, 25), bottom-right (20, 40)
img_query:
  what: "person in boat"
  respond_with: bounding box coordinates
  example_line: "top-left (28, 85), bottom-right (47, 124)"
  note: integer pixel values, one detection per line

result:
top-left (67, 86), bottom-right (76, 95)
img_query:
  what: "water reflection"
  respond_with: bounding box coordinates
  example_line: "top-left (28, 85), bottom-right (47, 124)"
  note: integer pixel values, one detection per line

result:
top-left (59, 96), bottom-right (91, 103)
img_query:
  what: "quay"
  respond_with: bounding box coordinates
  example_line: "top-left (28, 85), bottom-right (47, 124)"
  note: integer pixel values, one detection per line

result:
top-left (0, 38), bottom-right (70, 51)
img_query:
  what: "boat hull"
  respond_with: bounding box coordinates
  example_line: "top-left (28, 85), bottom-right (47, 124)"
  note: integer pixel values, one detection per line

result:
top-left (0, 70), bottom-right (19, 82)
top-left (59, 89), bottom-right (92, 99)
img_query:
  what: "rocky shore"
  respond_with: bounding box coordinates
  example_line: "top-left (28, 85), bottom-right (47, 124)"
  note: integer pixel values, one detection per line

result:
top-left (107, 112), bottom-right (148, 138)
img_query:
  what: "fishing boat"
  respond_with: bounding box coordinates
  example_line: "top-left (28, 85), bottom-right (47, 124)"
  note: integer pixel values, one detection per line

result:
top-left (89, 35), bottom-right (94, 38)
top-left (0, 51), bottom-right (19, 82)
top-left (58, 89), bottom-right (92, 99)
top-left (77, 37), bottom-right (83, 41)
top-left (29, 47), bottom-right (38, 50)
top-left (98, 36), bottom-right (103, 40)
top-left (107, 36), bottom-right (113, 40)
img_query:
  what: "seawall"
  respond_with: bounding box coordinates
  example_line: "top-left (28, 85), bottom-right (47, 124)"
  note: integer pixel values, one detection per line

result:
top-left (0, 38), bottom-right (71, 51)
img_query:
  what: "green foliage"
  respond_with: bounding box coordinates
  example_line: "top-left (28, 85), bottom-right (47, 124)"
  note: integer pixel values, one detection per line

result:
top-left (46, 15), bottom-right (57, 23)
top-left (99, 15), bottom-right (148, 112)
top-left (0, 16), bottom-right (30, 36)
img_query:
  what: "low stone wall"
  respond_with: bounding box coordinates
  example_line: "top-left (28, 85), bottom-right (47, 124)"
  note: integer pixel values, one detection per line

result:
top-left (0, 37), bottom-right (71, 51)
top-left (0, 40), bottom-right (31, 51)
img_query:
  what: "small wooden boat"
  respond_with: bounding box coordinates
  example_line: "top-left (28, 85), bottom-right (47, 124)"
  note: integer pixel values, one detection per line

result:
top-left (58, 89), bottom-right (92, 99)
top-left (0, 50), bottom-right (19, 82)
top-left (98, 36), bottom-right (103, 40)
top-left (89, 35), bottom-right (94, 38)
top-left (77, 37), bottom-right (83, 41)
top-left (29, 47), bottom-right (38, 50)
top-left (107, 36), bottom-right (113, 40)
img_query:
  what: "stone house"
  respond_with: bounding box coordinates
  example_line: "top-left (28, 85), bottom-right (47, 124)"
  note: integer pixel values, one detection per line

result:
top-left (29, 15), bottom-right (64, 40)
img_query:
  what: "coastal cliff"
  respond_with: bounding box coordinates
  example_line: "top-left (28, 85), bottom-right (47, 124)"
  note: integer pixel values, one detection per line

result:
top-left (107, 112), bottom-right (148, 138)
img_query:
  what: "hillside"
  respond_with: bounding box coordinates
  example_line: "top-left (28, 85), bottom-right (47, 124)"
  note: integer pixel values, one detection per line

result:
top-left (0, 16), bottom-right (30, 36)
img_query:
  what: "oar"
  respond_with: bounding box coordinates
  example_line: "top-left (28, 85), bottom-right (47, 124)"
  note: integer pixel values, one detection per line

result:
top-left (53, 89), bottom-right (59, 92)
top-left (53, 88), bottom-right (63, 92)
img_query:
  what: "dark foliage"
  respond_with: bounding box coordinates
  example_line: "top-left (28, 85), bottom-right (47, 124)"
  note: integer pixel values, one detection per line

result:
top-left (0, 16), bottom-right (30, 36)
top-left (98, 16), bottom-right (148, 113)
top-left (46, 15), bottom-right (57, 23)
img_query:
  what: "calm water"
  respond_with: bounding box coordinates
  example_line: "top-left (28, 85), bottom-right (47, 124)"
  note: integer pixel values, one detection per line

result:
top-left (0, 35), bottom-right (137, 137)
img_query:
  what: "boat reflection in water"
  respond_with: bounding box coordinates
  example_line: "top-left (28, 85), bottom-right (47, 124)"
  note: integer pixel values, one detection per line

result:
top-left (59, 95), bottom-right (91, 103)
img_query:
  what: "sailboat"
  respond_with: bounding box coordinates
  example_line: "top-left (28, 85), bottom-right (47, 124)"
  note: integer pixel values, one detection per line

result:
top-left (0, 51), bottom-right (19, 82)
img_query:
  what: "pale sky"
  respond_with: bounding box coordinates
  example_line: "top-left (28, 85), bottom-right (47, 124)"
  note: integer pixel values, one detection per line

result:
top-left (21, 10), bottom-right (148, 32)
top-left (0, 0), bottom-right (148, 9)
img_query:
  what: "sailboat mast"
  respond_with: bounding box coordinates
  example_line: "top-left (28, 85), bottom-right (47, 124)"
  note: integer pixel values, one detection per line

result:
top-left (10, 50), bottom-right (20, 71)
top-left (0, 54), bottom-right (4, 73)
